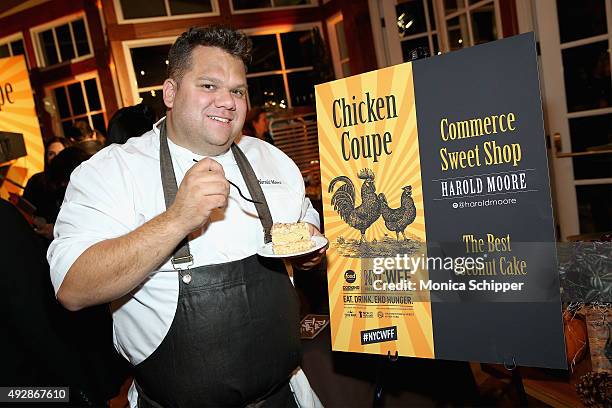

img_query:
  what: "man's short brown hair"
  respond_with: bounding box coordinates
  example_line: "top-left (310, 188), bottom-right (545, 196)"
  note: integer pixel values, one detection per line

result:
top-left (167, 26), bottom-right (252, 83)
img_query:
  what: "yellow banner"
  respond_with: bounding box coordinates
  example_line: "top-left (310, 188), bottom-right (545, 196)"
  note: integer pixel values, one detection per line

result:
top-left (0, 55), bottom-right (44, 199)
top-left (316, 62), bottom-right (434, 358)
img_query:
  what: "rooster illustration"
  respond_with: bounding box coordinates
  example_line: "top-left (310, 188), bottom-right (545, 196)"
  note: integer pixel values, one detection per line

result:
top-left (378, 185), bottom-right (417, 241)
top-left (328, 169), bottom-right (381, 242)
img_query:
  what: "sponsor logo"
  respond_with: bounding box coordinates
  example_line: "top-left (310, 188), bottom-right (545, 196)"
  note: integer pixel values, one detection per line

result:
top-left (344, 270), bottom-right (356, 283)
top-left (377, 311), bottom-right (384, 318)
top-left (300, 314), bottom-right (329, 339)
top-left (360, 326), bottom-right (398, 345)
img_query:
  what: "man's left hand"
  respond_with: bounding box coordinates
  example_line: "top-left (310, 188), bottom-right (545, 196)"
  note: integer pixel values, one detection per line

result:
top-left (290, 223), bottom-right (327, 270)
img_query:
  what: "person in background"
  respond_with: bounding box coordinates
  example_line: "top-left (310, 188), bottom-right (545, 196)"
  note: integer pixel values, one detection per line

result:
top-left (0, 198), bottom-right (128, 406)
top-left (23, 136), bottom-right (70, 239)
top-left (67, 120), bottom-right (103, 156)
top-left (243, 105), bottom-right (275, 145)
top-left (45, 146), bottom-right (92, 210)
top-left (45, 136), bottom-right (69, 163)
top-left (106, 103), bottom-right (156, 146)
top-left (94, 129), bottom-right (107, 146)
top-left (25, 147), bottom-right (92, 241)
top-left (49, 25), bottom-right (324, 407)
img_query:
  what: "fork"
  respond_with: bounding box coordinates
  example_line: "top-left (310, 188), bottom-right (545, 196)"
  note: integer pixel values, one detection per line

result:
top-left (192, 158), bottom-right (262, 204)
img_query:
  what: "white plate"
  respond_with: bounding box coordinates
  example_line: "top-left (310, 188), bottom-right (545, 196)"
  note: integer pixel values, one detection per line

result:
top-left (257, 235), bottom-right (328, 258)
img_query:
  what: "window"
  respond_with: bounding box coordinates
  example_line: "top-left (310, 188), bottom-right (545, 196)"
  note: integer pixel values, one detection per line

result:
top-left (396, 0), bottom-right (440, 59)
top-left (116, 0), bottom-right (217, 22)
top-left (232, 0), bottom-right (315, 13)
top-left (48, 75), bottom-right (106, 136)
top-left (327, 14), bottom-right (351, 78)
top-left (247, 26), bottom-right (323, 109)
top-left (127, 41), bottom-right (173, 118)
top-left (0, 34), bottom-right (26, 59)
top-left (125, 26), bottom-right (324, 116)
top-left (442, 0), bottom-right (500, 51)
top-left (32, 16), bottom-right (93, 67)
top-left (377, 0), bottom-right (502, 65)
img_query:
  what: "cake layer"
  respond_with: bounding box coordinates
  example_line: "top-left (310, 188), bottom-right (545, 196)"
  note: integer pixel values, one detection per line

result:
top-left (272, 240), bottom-right (315, 255)
top-left (271, 222), bottom-right (310, 244)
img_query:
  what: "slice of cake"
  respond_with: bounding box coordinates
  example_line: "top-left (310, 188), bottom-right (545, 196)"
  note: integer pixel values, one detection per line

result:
top-left (271, 222), bottom-right (314, 255)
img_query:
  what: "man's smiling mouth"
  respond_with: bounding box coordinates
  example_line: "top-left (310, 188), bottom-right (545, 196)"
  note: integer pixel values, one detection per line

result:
top-left (208, 115), bottom-right (231, 124)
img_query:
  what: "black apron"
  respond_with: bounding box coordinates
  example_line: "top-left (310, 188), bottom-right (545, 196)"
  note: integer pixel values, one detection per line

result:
top-left (133, 121), bottom-right (302, 407)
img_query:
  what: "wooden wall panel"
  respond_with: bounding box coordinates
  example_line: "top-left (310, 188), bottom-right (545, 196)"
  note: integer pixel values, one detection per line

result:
top-left (0, 0), bottom-right (85, 39)
top-left (500, 0), bottom-right (519, 38)
top-left (109, 40), bottom-right (133, 107)
top-left (341, 0), bottom-right (378, 74)
top-left (85, 0), bottom-right (119, 118)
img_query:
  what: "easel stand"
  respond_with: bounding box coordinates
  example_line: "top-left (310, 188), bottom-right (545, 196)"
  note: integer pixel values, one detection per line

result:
top-left (373, 351), bottom-right (398, 408)
top-left (505, 357), bottom-right (528, 406)
top-left (372, 353), bottom-right (528, 407)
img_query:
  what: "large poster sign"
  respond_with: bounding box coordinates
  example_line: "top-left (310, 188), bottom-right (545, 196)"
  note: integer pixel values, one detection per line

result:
top-left (315, 33), bottom-right (566, 369)
top-left (0, 55), bottom-right (44, 199)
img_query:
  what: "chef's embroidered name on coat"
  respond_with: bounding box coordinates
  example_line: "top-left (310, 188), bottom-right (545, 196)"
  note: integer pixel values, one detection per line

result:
top-left (259, 179), bottom-right (282, 185)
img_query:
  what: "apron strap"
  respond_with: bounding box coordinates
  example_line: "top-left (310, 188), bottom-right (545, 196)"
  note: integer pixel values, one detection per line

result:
top-left (231, 143), bottom-right (274, 244)
top-left (135, 381), bottom-right (165, 408)
top-left (159, 119), bottom-right (275, 266)
top-left (159, 119), bottom-right (192, 267)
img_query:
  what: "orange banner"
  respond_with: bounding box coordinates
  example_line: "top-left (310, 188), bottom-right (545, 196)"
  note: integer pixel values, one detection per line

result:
top-left (316, 62), bottom-right (434, 358)
top-left (0, 55), bottom-right (44, 199)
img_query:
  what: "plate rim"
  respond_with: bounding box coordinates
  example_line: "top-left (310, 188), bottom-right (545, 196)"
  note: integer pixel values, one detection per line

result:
top-left (257, 235), bottom-right (328, 258)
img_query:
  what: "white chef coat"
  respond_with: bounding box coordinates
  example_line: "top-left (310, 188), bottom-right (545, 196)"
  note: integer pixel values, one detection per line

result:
top-left (48, 119), bottom-right (323, 407)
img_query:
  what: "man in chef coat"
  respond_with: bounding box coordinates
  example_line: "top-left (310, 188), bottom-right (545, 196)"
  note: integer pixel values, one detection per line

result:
top-left (49, 25), bottom-right (325, 407)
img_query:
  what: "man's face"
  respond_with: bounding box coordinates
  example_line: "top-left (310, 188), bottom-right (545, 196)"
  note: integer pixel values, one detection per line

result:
top-left (164, 46), bottom-right (248, 155)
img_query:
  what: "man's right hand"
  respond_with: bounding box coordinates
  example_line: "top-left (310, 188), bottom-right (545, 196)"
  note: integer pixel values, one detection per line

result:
top-left (57, 158), bottom-right (230, 311)
top-left (168, 157), bottom-right (230, 233)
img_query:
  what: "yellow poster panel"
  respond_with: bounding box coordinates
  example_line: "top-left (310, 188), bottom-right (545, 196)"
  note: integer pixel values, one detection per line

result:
top-left (0, 55), bottom-right (44, 199)
top-left (316, 62), bottom-right (434, 358)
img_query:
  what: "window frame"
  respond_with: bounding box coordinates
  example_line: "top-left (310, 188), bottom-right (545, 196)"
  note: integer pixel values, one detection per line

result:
top-left (122, 36), bottom-right (176, 107)
top-left (30, 13), bottom-right (94, 68)
top-left (371, 0), bottom-right (503, 66)
top-left (398, 0), bottom-right (440, 56)
top-left (243, 22), bottom-right (323, 109)
top-left (436, 0), bottom-right (503, 52)
top-left (44, 72), bottom-right (107, 137)
top-left (229, 0), bottom-right (317, 15)
top-left (378, 0), bottom-right (443, 65)
top-left (113, 0), bottom-right (220, 24)
top-left (0, 32), bottom-right (29, 68)
top-left (122, 23), bottom-right (324, 110)
top-left (327, 13), bottom-right (351, 79)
